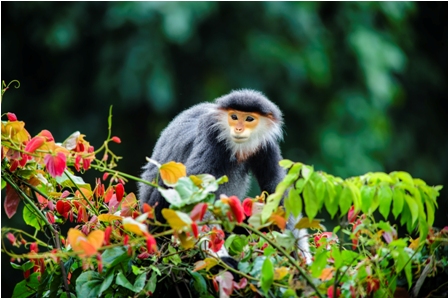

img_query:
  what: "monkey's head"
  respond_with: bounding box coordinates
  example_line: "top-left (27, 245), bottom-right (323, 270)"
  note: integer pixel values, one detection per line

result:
top-left (214, 89), bottom-right (283, 161)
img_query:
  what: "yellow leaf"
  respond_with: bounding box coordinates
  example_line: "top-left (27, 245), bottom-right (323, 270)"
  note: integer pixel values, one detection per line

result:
top-left (122, 217), bottom-right (149, 236)
top-left (319, 268), bottom-right (333, 281)
top-left (189, 175), bottom-right (203, 187)
top-left (274, 267), bottom-right (289, 280)
top-left (295, 217), bottom-right (326, 230)
top-left (67, 228), bottom-right (104, 257)
top-left (409, 237), bottom-right (420, 250)
top-left (159, 161), bottom-right (186, 186)
top-left (177, 231), bottom-right (195, 249)
top-left (98, 214), bottom-right (122, 222)
top-left (193, 258), bottom-right (219, 272)
top-left (162, 209), bottom-right (191, 231)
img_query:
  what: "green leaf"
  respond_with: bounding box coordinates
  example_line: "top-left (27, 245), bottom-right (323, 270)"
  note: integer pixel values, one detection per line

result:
top-left (23, 205), bottom-right (44, 230)
top-left (116, 271), bottom-right (135, 291)
top-left (392, 187), bottom-right (404, 219)
top-left (332, 247), bottom-right (343, 269)
top-left (303, 182), bottom-right (318, 220)
top-left (145, 271), bottom-right (157, 293)
top-left (404, 194), bottom-right (419, 226)
top-left (324, 183), bottom-right (339, 219)
top-left (56, 171), bottom-right (91, 190)
top-left (189, 270), bottom-right (208, 295)
top-left (10, 261), bottom-right (34, 272)
top-left (272, 230), bottom-right (296, 250)
top-left (338, 185), bottom-right (353, 216)
top-left (262, 192), bottom-right (282, 223)
top-left (12, 272), bottom-right (40, 298)
top-left (425, 198), bottom-right (435, 227)
top-left (133, 273), bottom-right (147, 293)
top-left (284, 187), bottom-right (302, 218)
top-left (282, 289), bottom-right (298, 298)
top-left (311, 248), bottom-right (328, 278)
top-left (360, 185), bottom-right (375, 214)
top-left (279, 159), bottom-right (294, 169)
top-left (378, 185), bottom-right (393, 219)
top-left (390, 171), bottom-right (414, 185)
top-left (225, 234), bottom-right (247, 255)
top-left (75, 271), bottom-right (102, 298)
top-left (99, 271), bottom-right (115, 296)
top-left (260, 257), bottom-right (274, 295)
top-left (101, 247), bottom-right (131, 273)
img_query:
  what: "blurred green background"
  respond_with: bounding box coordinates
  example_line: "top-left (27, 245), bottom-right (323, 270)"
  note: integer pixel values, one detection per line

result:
top-left (1, 2), bottom-right (447, 296)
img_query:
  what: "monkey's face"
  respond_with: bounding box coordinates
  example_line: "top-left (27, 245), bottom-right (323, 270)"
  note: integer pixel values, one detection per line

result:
top-left (227, 110), bottom-right (260, 143)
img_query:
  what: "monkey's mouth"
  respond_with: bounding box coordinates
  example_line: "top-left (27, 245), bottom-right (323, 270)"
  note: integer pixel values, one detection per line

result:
top-left (232, 136), bottom-right (248, 143)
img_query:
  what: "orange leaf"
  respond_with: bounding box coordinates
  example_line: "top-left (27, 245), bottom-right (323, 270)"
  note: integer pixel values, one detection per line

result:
top-left (67, 229), bottom-right (104, 257)
top-left (319, 268), bottom-right (334, 281)
top-left (159, 161), bottom-right (186, 186)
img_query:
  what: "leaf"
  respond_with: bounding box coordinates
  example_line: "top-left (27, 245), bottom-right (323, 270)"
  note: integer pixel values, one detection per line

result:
top-left (68, 229), bottom-right (104, 257)
top-left (262, 192), bottom-right (282, 223)
top-left (274, 267), bottom-right (289, 280)
top-left (360, 185), bottom-right (375, 214)
top-left (23, 205), bottom-right (44, 230)
top-left (260, 257), bottom-right (274, 295)
top-left (189, 270), bottom-right (208, 295)
top-left (311, 248), bottom-right (328, 278)
top-left (4, 183), bottom-right (21, 218)
top-left (161, 209), bottom-right (192, 231)
top-left (193, 258), bottom-right (219, 272)
top-left (12, 272), bottom-right (40, 298)
top-left (295, 217), bottom-right (325, 230)
top-left (303, 182), bottom-right (318, 220)
top-left (338, 185), bottom-right (353, 216)
top-left (279, 159), bottom-right (294, 169)
top-left (404, 195), bottom-right (419, 226)
top-left (325, 183), bottom-right (339, 219)
top-left (97, 214), bottom-right (122, 222)
top-left (116, 271), bottom-right (135, 291)
top-left (75, 271), bottom-right (102, 298)
top-left (392, 187), bottom-right (405, 219)
top-left (319, 268), bottom-right (333, 281)
top-left (159, 161), bottom-right (186, 186)
top-left (122, 217), bottom-right (149, 236)
top-left (55, 171), bottom-right (91, 190)
top-left (284, 187), bottom-right (302, 218)
top-left (98, 272), bottom-right (114, 296)
top-left (378, 185), bottom-right (393, 220)
top-left (102, 247), bottom-right (131, 272)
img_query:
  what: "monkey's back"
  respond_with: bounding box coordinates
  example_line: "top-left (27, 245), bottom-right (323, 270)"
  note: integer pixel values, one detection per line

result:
top-left (138, 102), bottom-right (251, 213)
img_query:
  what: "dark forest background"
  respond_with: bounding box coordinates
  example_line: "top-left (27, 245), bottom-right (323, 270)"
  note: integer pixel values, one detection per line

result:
top-left (1, 2), bottom-right (447, 296)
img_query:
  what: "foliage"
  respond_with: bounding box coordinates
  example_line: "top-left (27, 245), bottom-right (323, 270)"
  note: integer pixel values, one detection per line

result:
top-left (2, 83), bottom-right (447, 298)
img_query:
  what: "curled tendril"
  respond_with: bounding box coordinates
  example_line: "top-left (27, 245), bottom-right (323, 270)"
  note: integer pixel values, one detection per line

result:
top-left (2, 80), bottom-right (21, 97)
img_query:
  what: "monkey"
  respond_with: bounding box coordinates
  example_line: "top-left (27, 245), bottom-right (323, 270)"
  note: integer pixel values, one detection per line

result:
top-left (138, 89), bottom-right (310, 263)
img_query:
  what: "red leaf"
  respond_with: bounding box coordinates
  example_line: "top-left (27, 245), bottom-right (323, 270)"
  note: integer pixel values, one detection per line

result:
top-left (25, 136), bottom-right (45, 153)
top-left (115, 183), bottom-right (124, 202)
top-left (44, 152), bottom-right (67, 177)
top-left (56, 200), bottom-right (72, 219)
top-left (190, 203), bottom-right (208, 221)
top-left (104, 226), bottom-right (112, 245)
top-left (209, 227), bottom-right (225, 253)
top-left (242, 198), bottom-right (253, 217)
top-left (4, 184), bottom-right (21, 218)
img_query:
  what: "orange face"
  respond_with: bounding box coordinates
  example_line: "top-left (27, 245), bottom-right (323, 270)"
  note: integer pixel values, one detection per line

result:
top-left (227, 110), bottom-right (260, 143)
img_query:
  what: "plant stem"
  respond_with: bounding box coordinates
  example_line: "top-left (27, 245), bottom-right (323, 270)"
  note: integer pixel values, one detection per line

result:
top-left (239, 223), bottom-right (323, 298)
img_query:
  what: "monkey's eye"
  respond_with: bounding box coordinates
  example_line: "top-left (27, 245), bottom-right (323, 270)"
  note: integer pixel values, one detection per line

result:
top-left (230, 114), bottom-right (238, 120)
top-left (246, 116), bottom-right (255, 122)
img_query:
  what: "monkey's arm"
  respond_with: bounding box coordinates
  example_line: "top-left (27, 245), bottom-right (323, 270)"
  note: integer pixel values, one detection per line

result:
top-left (249, 144), bottom-right (286, 194)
